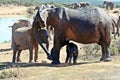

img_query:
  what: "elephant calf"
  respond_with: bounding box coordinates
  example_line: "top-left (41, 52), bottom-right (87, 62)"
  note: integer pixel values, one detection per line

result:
top-left (65, 42), bottom-right (79, 64)
top-left (11, 20), bottom-right (49, 63)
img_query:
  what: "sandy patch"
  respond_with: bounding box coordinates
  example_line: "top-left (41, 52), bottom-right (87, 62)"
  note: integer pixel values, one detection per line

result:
top-left (0, 5), bottom-right (30, 16)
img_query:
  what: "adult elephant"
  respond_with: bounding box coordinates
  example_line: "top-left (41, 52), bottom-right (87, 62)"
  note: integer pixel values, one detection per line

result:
top-left (103, 1), bottom-right (114, 10)
top-left (33, 6), bottom-right (116, 64)
top-left (11, 20), bottom-right (49, 63)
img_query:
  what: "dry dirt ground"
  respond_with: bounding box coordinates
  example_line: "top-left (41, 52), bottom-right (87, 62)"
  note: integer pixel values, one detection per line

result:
top-left (0, 42), bottom-right (120, 80)
top-left (0, 6), bottom-right (120, 80)
top-left (0, 5), bottom-right (29, 15)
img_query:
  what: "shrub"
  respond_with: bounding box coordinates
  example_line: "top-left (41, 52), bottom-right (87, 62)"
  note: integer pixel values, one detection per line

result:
top-left (81, 44), bottom-right (101, 60)
top-left (27, 7), bottom-right (34, 14)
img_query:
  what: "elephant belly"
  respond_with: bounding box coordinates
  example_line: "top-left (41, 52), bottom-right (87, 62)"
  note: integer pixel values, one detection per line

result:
top-left (65, 27), bottom-right (100, 44)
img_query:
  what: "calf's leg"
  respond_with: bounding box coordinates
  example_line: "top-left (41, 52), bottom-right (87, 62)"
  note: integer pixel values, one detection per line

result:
top-left (34, 42), bottom-right (38, 62)
top-left (17, 50), bottom-right (22, 62)
top-left (29, 49), bottom-right (33, 63)
top-left (12, 50), bottom-right (17, 63)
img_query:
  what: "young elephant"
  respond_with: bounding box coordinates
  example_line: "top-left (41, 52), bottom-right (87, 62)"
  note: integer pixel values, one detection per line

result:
top-left (11, 20), bottom-right (49, 63)
top-left (65, 42), bottom-right (78, 64)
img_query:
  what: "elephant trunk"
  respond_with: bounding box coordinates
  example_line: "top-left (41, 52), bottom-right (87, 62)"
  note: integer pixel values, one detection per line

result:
top-left (32, 27), bottom-right (52, 60)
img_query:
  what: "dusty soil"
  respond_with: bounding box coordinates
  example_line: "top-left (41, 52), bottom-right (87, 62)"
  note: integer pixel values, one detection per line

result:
top-left (0, 42), bottom-right (120, 80)
top-left (0, 5), bottom-right (33, 17)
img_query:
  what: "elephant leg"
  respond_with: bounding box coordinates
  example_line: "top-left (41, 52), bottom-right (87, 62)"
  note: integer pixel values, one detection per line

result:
top-left (29, 48), bottom-right (33, 63)
top-left (73, 56), bottom-right (77, 64)
top-left (51, 39), bottom-right (69, 64)
top-left (51, 46), bottom-right (61, 64)
top-left (106, 6), bottom-right (108, 10)
top-left (104, 46), bottom-right (111, 61)
top-left (12, 50), bottom-right (17, 63)
top-left (17, 50), bottom-right (22, 62)
top-left (65, 55), bottom-right (69, 63)
top-left (68, 57), bottom-right (72, 64)
top-left (100, 45), bottom-right (106, 61)
top-left (34, 42), bottom-right (38, 62)
top-left (100, 45), bottom-right (111, 62)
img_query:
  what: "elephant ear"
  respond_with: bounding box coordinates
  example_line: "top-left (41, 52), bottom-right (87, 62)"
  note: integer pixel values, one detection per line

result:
top-left (57, 8), bottom-right (70, 20)
top-left (39, 9), bottom-right (49, 27)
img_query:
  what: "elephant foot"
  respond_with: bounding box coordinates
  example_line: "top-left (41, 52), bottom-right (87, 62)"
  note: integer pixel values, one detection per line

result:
top-left (34, 59), bottom-right (38, 62)
top-left (12, 60), bottom-right (16, 63)
top-left (100, 57), bottom-right (111, 62)
top-left (51, 60), bottom-right (60, 64)
top-left (104, 58), bottom-right (111, 62)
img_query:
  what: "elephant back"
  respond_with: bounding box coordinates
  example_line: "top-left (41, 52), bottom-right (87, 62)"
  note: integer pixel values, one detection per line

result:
top-left (12, 20), bottom-right (31, 30)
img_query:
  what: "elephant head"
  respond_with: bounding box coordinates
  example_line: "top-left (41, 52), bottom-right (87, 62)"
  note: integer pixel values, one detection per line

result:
top-left (32, 8), bottom-right (52, 60)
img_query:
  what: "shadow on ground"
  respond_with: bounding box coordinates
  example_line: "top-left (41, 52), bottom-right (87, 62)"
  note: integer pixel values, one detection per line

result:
top-left (0, 48), bottom-right (12, 52)
top-left (0, 61), bottom-right (100, 70)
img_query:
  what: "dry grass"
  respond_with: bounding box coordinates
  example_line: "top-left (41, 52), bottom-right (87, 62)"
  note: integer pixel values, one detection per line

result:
top-left (0, 42), bottom-right (120, 80)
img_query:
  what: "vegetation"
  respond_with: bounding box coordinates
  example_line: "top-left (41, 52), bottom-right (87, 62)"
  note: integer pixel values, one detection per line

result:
top-left (81, 36), bottom-right (120, 61)
top-left (0, 0), bottom-right (120, 80)
top-left (0, 68), bottom-right (20, 79)
top-left (0, 0), bottom-right (39, 6)
top-left (0, 0), bottom-right (120, 7)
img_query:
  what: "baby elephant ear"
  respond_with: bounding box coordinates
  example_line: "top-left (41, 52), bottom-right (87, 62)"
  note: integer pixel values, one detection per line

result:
top-left (58, 8), bottom-right (69, 20)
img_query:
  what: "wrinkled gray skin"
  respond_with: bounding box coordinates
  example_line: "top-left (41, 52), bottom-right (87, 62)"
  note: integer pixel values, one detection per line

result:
top-left (65, 42), bottom-right (78, 64)
top-left (103, 1), bottom-right (114, 10)
top-left (11, 20), bottom-right (49, 63)
top-left (36, 7), bottom-right (116, 64)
